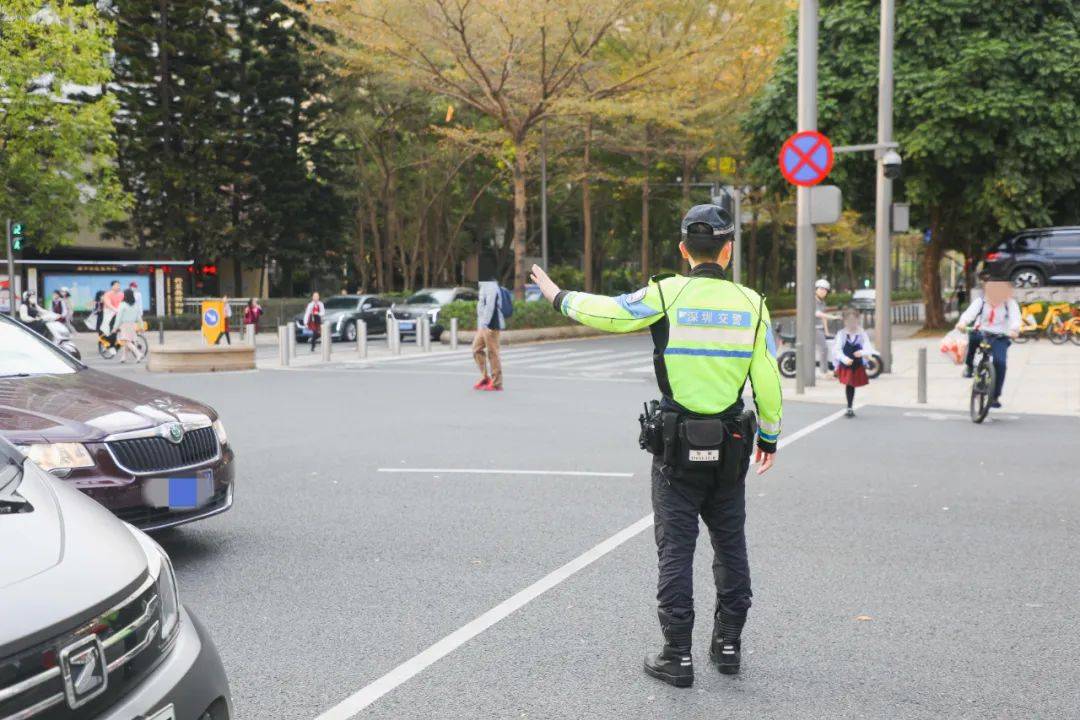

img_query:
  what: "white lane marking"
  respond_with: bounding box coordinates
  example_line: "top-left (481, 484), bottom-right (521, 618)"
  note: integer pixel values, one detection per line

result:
top-left (315, 405), bottom-right (848, 720)
top-left (538, 352), bottom-right (628, 369)
top-left (367, 368), bottom-right (643, 384)
top-left (313, 515), bottom-right (655, 720)
top-left (376, 468), bottom-right (633, 478)
top-left (510, 348), bottom-right (620, 367)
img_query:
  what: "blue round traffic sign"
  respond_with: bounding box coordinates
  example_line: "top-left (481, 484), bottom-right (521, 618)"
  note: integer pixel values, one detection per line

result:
top-left (203, 308), bottom-right (220, 326)
top-left (779, 131), bottom-right (834, 187)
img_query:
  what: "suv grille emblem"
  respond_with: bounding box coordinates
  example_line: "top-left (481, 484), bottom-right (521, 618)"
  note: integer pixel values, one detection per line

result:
top-left (59, 636), bottom-right (108, 708)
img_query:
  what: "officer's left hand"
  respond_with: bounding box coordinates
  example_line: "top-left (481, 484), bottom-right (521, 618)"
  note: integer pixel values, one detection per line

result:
top-left (754, 447), bottom-right (774, 475)
top-left (530, 264), bottom-right (561, 303)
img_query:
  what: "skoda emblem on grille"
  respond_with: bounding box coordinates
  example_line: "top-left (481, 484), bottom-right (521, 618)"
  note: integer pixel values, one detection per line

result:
top-left (161, 422), bottom-right (185, 444)
top-left (59, 635), bottom-right (108, 708)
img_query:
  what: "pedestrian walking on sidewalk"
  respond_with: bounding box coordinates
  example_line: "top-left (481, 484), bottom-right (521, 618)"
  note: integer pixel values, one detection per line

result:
top-left (472, 279), bottom-right (506, 391)
top-left (116, 289), bottom-right (145, 363)
top-left (215, 294), bottom-right (233, 345)
top-left (303, 292), bottom-right (325, 352)
top-left (243, 298), bottom-right (263, 333)
top-left (833, 308), bottom-right (875, 417)
top-left (530, 203), bottom-right (782, 688)
top-left (814, 279), bottom-right (839, 378)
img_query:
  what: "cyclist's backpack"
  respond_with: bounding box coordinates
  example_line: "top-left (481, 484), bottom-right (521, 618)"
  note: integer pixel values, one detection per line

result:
top-left (498, 286), bottom-right (514, 318)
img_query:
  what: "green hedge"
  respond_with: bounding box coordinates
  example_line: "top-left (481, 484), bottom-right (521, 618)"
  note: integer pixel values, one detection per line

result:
top-left (438, 299), bottom-right (572, 331)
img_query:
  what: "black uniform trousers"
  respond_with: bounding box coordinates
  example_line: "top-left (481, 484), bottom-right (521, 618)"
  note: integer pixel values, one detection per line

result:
top-left (650, 451), bottom-right (752, 630)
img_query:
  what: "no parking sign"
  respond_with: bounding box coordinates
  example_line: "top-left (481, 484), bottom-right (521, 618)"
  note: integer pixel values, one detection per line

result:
top-left (779, 130), bottom-right (834, 187)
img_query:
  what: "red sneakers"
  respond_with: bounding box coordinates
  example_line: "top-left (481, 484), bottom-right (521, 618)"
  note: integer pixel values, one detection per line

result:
top-left (473, 378), bottom-right (491, 390)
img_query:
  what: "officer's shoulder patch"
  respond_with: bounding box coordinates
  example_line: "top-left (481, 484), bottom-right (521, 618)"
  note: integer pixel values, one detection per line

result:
top-left (624, 287), bottom-right (648, 304)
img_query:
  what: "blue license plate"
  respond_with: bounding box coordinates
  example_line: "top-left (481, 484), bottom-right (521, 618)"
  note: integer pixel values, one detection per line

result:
top-left (168, 477), bottom-right (199, 508)
top-left (399, 321), bottom-right (415, 331)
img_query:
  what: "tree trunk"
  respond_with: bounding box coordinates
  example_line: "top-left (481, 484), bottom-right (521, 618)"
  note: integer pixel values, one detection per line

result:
top-left (681, 155), bottom-right (692, 212)
top-left (511, 141), bottom-right (529, 298)
top-left (768, 194), bottom-right (782, 294)
top-left (233, 257), bottom-right (243, 298)
top-left (921, 206), bottom-right (948, 329)
top-left (844, 246), bottom-right (855, 292)
top-left (355, 206), bottom-right (369, 292)
top-left (582, 117), bottom-right (594, 292)
top-left (366, 197), bottom-right (385, 292)
top-left (641, 171), bottom-right (651, 283)
top-left (747, 201), bottom-right (759, 288)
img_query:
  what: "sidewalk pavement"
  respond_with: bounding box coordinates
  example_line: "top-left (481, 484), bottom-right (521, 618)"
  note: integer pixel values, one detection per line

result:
top-left (785, 332), bottom-right (1080, 417)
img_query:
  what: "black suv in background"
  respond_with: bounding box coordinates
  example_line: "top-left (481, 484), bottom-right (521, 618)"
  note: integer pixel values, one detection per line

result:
top-left (984, 227), bottom-right (1080, 288)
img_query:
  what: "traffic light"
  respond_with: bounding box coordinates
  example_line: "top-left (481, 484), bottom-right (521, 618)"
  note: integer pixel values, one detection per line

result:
top-left (10, 222), bottom-right (23, 251)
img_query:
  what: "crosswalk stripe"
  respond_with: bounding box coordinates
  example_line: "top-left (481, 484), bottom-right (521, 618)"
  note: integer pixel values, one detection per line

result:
top-left (537, 351), bottom-right (631, 369)
top-left (512, 349), bottom-right (619, 368)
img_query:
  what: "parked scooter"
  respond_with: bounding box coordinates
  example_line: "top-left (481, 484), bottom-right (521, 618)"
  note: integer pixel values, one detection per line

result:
top-left (774, 323), bottom-right (881, 380)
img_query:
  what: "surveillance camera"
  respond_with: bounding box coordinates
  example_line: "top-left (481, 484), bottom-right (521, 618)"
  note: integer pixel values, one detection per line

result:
top-left (882, 150), bottom-right (902, 180)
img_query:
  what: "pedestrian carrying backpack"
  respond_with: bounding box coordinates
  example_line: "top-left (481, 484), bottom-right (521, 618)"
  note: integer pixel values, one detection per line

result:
top-left (498, 286), bottom-right (514, 318)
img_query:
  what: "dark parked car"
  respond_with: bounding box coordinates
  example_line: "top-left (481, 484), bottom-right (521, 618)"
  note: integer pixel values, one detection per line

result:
top-left (0, 437), bottom-right (232, 719)
top-left (984, 227), bottom-right (1080, 288)
top-left (292, 294), bottom-right (390, 342)
top-left (0, 314), bottom-right (234, 531)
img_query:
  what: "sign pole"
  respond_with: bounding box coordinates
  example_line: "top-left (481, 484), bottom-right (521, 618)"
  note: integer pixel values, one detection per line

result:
top-left (795, 0), bottom-right (819, 392)
top-left (5, 219), bottom-right (14, 317)
top-left (874, 0), bottom-right (896, 372)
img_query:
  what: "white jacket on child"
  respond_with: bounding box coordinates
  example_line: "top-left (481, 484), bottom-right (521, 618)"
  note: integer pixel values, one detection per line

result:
top-left (832, 328), bottom-right (876, 364)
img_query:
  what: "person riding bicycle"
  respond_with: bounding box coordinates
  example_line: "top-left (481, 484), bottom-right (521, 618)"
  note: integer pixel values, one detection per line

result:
top-left (956, 270), bottom-right (1020, 408)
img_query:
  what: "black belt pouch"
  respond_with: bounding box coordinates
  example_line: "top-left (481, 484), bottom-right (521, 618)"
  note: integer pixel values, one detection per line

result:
top-left (676, 417), bottom-right (727, 468)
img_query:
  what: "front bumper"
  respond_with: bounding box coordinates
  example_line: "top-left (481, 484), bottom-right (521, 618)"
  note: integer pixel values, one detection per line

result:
top-left (75, 445), bottom-right (236, 532)
top-left (96, 607), bottom-right (232, 720)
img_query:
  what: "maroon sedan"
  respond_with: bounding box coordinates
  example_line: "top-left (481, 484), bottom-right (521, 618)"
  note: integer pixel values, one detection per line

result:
top-left (0, 314), bottom-right (234, 530)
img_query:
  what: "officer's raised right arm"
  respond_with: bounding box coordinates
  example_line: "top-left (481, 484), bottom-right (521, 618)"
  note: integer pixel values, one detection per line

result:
top-left (748, 301), bottom-right (783, 454)
top-left (551, 281), bottom-right (667, 334)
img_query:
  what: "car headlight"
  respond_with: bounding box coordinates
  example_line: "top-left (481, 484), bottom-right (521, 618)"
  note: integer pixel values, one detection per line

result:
top-left (428, 308), bottom-right (439, 322)
top-left (18, 443), bottom-right (95, 472)
top-left (212, 419), bottom-right (228, 446)
top-left (155, 545), bottom-right (181, 641)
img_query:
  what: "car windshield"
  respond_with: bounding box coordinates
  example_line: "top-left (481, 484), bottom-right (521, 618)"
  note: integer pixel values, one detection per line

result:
top-left (405, 293), bottom-right (438, 305)
top-left (0, 319), bottom-right (79, 376)
top-left (324, 297), bottom-right (358, 310)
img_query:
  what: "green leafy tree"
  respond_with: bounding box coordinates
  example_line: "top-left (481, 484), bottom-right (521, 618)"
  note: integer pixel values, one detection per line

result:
top-left (746, 0), bottom-right (1080, 327)
top-left (0, 0), bottom-right (126, 249)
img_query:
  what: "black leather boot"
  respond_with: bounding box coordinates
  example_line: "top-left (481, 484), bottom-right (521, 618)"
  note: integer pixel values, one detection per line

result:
top-left (644, 612), bottom-right (694, 688)
top-left (710, 610), bottom-right (745, 675)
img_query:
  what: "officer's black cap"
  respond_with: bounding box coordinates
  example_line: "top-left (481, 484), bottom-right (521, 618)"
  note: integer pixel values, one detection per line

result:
top-left (681, 204), bottom-right (735, 239)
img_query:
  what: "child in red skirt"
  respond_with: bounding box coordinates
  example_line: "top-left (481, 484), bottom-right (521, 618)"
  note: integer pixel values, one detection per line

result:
top-left (833, 308), bottom-right (876, 417)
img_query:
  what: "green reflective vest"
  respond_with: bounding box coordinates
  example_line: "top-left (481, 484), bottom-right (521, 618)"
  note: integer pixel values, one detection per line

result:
top-left (557, 266), bottom-right (783, 449)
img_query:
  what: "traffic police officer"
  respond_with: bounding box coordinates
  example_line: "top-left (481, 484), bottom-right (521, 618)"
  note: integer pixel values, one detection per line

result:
top-left (529, 204), bottom-right (782, 688)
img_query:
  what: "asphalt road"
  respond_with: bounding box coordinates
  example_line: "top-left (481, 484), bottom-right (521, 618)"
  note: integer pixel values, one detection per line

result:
top-left (95, 334), bottom-right (1080, 719)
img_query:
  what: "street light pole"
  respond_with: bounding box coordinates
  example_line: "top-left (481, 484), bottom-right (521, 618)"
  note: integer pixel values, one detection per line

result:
top-left (873, 0), bottom-right (895, 372)
top-left (795, 0), bottom-right (819, 392)
top-left (732, 188), bottom-right (742, 284)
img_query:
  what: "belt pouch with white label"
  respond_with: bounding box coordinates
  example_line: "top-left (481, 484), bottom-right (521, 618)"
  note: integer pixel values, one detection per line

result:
top-left (676, 417), bottom-right (727, 468)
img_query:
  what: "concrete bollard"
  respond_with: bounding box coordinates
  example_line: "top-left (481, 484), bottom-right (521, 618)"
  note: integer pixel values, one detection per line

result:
top-left (423, 316), bottom-right (432, 352)
top-left (159, 318), bottom-right (165, 346)
top-left (917, 347), bottom-right (927, 404)
top-left (416, 317), bottom-right (424, 347)
top-left (450, 318), bottom-right (458, 350)
top-left (321, 322), bottom-right (332, 361)
top-left (278, 325), bottom-right (290, 366)
top-left (391, 318), bottom-right (401, 355)
top-left (288, 326), bottom-right (296, 359)
top-left (357, 320), bottom-right (367, 359)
